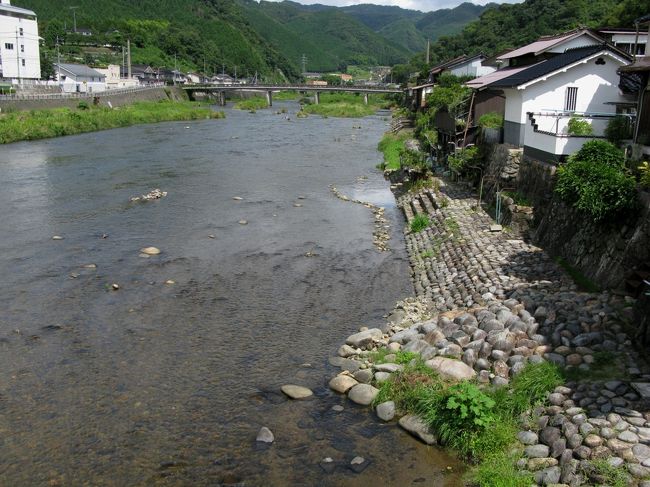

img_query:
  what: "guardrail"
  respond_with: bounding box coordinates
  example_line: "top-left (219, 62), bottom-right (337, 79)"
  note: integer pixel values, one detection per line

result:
top-left (0, 83), bottom-right (166, 101)
top-left (184, 83), bottom-right (402, 92)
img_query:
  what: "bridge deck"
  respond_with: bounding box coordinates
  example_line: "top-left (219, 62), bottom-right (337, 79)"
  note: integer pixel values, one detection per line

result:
top-left (184, 84), bottom-right (402, 94)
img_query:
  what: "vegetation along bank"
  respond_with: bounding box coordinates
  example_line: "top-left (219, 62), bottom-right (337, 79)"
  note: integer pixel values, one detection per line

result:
top-left (0, 101), bottom-right (224, 145)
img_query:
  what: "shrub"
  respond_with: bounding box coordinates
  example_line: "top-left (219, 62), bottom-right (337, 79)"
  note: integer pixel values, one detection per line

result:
top-left (567, 117), bottom-right (593, 136)
top-left (555, 140), bottom-right (637, 221)
top-left (448, 146), bottom-right (479, 173)
top-left (478, 112), bottom-right (503, 129)
top-left (410, 214), bottom-right (430, 233)
top-left (372, 359), bottom-right (441, 412)
top-left (77, 101), bottom-right (90, 110)
top-left (400, 148), bottom-right (427, 169)
top-left (605, 115), bottom-right (632, 147)
top-left (417, 382), bottom-right (500, 459)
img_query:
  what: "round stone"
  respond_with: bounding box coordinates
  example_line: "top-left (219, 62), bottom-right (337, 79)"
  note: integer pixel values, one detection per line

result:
top-left (347, 384), bottom-right (379, 406)
top-left (140, 246), bottom-right (161, 255)
top-left (281, 384), bottom-right (313, 399)
top-left (376, 401), bottom-right (396, 421)
top-left (329, 375), bottom-right (358, 394)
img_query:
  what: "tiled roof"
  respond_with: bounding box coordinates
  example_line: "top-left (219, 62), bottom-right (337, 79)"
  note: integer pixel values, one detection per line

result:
top-left (465, 65), bottom-right (534, 89)
top-left (490, 45), bottom-right (620, 88)
top-left (496, 29), bottom-right (601, 61)
top-left (56, 63), bottom-right (105, 78)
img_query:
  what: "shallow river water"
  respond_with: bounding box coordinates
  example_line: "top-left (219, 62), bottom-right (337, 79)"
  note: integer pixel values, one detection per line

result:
top-left (0, 102), bottom-right (463, 486)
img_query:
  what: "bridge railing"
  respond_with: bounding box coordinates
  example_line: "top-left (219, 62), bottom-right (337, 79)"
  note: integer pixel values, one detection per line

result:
top-left (184, 83), bottom-right (402, 92)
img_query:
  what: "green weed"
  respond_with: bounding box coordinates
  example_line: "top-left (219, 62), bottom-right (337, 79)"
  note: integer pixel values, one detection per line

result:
top-left (555, 257), bottom-right (600, 293)
top-left (582, 459), bottom-right (630, 487)
top-left (468, 450), bottom-right (534, 487)
top-left (410, 214), bottom-right (430, 233)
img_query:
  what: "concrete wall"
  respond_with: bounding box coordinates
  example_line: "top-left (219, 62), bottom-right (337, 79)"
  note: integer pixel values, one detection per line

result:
top-left (0, 86), bottom-right (186, 111)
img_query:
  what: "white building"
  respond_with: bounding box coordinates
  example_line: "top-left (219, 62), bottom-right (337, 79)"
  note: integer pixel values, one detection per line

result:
top-left (94, 64), bottom-right (139, 89)
top-left (489, 45), bottom-right (632, 163)
top-left (54, 63), bottom-right (106, 93)
top-left (0, 0), bottom-right (41, 82)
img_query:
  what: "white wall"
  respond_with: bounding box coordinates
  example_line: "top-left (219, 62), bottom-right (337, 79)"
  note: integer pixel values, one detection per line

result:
top-left (521, 54), bottom-right (627, 124)
top-left (503, 88), bottom-right (523, 124)
top-left (449, 59), bottom-right (496, 79)
top-left (0, 8), bottom-right (40, 80)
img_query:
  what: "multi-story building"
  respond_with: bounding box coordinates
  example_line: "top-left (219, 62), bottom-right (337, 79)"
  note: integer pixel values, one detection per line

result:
top-left (0, 0), bottom-right (41, 83)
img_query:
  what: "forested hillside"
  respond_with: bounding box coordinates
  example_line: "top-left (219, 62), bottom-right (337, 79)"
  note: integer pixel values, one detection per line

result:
top-left (427, 0), bottom-right (647, 65)
top-left (20, 0), bottom-right (301, 80)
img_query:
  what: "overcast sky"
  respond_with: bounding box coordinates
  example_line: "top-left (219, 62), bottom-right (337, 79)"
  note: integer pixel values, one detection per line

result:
top-left (263, 0), bottom-right (521, 13)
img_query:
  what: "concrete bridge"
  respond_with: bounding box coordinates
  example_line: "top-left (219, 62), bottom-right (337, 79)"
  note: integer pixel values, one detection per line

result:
top-left (183, 84), bottom-right (403, 107)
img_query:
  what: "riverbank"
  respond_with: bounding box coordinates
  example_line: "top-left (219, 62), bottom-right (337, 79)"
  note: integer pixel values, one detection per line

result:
top-left (0, 100), bottom-right (224, 144)
top-left (326, 154), bottom-right (650, 485)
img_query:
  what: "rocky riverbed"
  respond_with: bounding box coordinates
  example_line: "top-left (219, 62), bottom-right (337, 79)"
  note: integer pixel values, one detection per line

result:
top-left (328, 175), bottom-right (650, 486)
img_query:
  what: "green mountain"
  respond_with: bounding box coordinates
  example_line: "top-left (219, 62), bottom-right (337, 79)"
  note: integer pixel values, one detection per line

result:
top-left (238, 0), bottom-right (411, 71)
top-left (416, 3), bottom-right (492, 41)
top-left (19, 0), bottom-right (301, 80)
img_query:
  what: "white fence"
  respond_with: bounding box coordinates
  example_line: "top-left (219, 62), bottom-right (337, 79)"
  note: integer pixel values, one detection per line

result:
top-left (0, 83), bottom-right (166, 101)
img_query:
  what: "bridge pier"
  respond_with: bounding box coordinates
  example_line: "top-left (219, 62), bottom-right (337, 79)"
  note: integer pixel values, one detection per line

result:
top-left (364, 93), bottom-right (369, 105)
top-left (266, 90), bottom-right (273, 107)
top-left (314, 92), bottom-right (320, 105)
top-left (219, 91), bottom-right (226, 106)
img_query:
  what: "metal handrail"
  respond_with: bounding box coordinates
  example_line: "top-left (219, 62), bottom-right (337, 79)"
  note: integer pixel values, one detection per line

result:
top-left (0, 83), bottom-right (166, 100)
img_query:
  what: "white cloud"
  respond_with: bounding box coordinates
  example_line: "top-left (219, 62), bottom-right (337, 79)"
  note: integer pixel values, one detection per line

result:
top-left (259, 0), bottom-right (521, 13)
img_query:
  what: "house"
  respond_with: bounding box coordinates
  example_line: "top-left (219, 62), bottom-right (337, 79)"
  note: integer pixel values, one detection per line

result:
top-left (599, 28), bottom-right (647, 57)
top-left (186, 72), bottom-right (201, 84)
top-left (121, 64), bottom-right (159, 84)
top-left (619, 56), bottom-right (650, 156)
top-left (428, 54), bottom-right (495, 83)
top-left (487, 44), bottom-right (632, 162)
top-left (0, 0), bottom-right (41, 82)
top-left (466, 29), bottom-right (625, 156)
top-left (210, 73), bottom-right (235, 85)
top-left (75, 28), bottom-right (93, 37)
top-left (339, 73), bottom-right (353, 82)
top-left (94, 64), bottom-right (139, 89)
top-left (54, 63), bottom-right (106, 93)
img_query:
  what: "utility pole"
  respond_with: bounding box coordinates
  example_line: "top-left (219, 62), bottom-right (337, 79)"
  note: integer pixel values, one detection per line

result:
top-left (15, 28), bottom-right (20, 84)
top-left (56, 36), bottom-right (61, 84)
top-left (301, 54), bottom-right (307, 74)
top-left (426, 39), bottom-right (430, 65)
top-left (174, 53), bottom-right (177, 86)
top-left (234, 65), bottom-right (237, 81)
top-left (127, 39), bottom-right (132, 79)
top-left (122, 46), bottom-right (125, 78)
top-left (70, 6), bottom-right (79, 33)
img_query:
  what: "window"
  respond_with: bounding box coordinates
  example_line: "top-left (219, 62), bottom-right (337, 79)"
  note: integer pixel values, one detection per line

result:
top-left (564, 87), bottom-right (578, 112)
top-left (20, 45), bottom-right (24, 53)
top-left (21, 59), bottom-right (25, 67)
top-left (4, 43), bottom-right (14, 50)
top-left (19, 28), bottom-right (23, 36)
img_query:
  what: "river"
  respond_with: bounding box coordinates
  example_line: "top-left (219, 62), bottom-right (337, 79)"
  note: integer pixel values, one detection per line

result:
top-left (0, 101), bottom-right (463, 486)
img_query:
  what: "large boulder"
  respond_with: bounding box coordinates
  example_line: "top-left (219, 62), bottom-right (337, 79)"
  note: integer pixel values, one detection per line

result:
top-left (329, 375), bottom-right (358, 394)
top-left (425, 357), bottom-right (476, 381)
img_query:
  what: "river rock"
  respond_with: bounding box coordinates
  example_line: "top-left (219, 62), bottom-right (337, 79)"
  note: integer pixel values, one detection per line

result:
top-left (376, 401), bottom-right (396, 421)
top-left (256, 427), bottom-right (274, 443)
top-left (425, 357), bottom-right (476, 381)
top-left (329, 375), bottom-right (358, 394)
top-left (348, 384), bottom-right (379, 405)
top-left (349, 456), bottom-right (370, 473)
top-left (281, 384), bottom-right (313, 399)
top-left (398, 415), bottom-right (437, 445)
top-left (353, 369), bottom-right (373, 384)
top-left (374, 363), bottom-right (402, 373)
top-left (518, 431), bottom-right (539, 445)
top-left (140, 246), bottom-right (161, 255)
top-left (525, 444), bottom-right (550, 458)
top-left (346, 329), bottom-right (382, 348)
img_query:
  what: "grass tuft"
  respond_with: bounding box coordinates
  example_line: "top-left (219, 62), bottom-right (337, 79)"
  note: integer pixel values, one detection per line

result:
top-left (468, 451), bottom-right (534, 487)
top-left (410, 214), bottom-right (430, 233)
top-left (234, 96), bottom-right (269, 110)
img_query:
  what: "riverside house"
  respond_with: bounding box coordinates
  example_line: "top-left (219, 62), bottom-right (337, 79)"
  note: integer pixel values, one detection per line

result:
top-left (54, 63), bottom-right (107, 93)
top-left (465, 29), bottom-right (633, 163)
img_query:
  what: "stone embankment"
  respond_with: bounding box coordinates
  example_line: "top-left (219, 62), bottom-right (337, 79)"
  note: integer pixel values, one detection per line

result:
top-left (329, 176), bottom-right (650, 486)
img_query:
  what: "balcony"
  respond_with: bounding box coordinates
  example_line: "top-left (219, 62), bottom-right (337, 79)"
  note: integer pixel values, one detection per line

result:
top-left (524, 111), bottom-right (635, 162)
